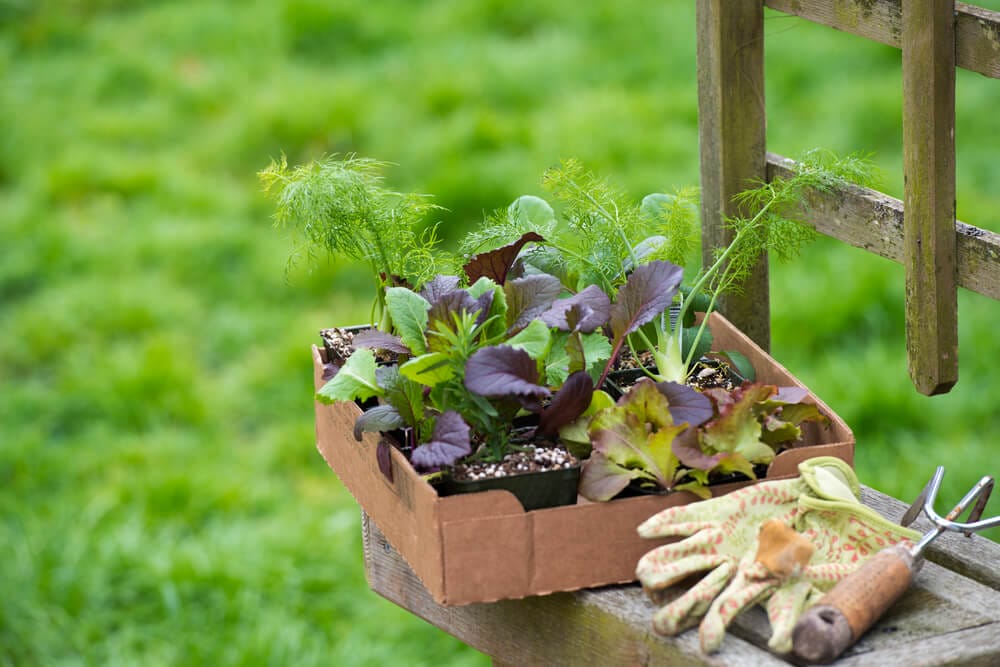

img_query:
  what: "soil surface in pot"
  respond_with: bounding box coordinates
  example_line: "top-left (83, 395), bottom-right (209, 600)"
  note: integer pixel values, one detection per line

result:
top-left (450, 446), bottom-right (579, 482)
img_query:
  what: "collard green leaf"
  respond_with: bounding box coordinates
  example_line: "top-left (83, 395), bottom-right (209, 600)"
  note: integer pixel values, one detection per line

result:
top-left (505, 318), bottom-right (552, 360)
top-left (464, 345), bottom-right (550, 403)
top-left (503, 274), bottom-right (562, 333)
top-left (410, 411), bottom-right (472, 471)
top-left (463, 231), bottom-right (546, 285)
top-left (385, 287), bottom-right (430, 355)
top-left (353, 405), bottom-right (405, 441)
top-left (316, 349), bottom-right (382, 404)
top-left (655, 381), bottom-right (713, 427)
top-left (609, 260), bottom-right (683, 340)
top-left (541, 285), bottom-right (611, 333)
top-left (399, 352), bottom-right (455, 386)
top-left (681, 325), bottom-right (713, 364)
top-left (351, 329), bottom-right (411, 354)
top-left (537, 370), bottom-right (594, 439)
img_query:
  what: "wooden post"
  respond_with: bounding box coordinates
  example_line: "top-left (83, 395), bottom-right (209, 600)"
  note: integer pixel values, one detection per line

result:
top-left (902, 0), bottom-right (958, 395)
top-left (696, 0), bottom-right (769, 350)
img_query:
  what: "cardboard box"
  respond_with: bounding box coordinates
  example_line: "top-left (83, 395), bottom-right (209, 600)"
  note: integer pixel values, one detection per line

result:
top-left (314, 313), bottom-right (854, 606)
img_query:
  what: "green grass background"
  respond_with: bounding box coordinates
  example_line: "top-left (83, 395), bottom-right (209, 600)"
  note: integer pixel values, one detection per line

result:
top-left (4, 2), bottom-right (1000, 665)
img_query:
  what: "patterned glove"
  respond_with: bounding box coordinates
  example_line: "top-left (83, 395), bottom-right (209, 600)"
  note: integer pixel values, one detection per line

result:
top-left (636, 457), bottom-right (919, 653)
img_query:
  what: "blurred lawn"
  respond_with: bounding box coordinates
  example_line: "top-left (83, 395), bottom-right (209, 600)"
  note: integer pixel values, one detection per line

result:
top-left (3, 2), bottom-right (1000, 665)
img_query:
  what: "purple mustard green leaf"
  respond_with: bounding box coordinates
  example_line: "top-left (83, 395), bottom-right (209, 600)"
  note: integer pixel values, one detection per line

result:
top-left (537, 371), bottom-right (594, 439)
top-left (376, 441), bottom-right (394, 482)
top-left (351, 329), bottom-right (411, 355)
top-left (541, 285), bottom-right (612, 333)
top-left (655, 381), bottom-right (713, 427)
top-left (353, 405), bottom-right (406, 441)
top-left (321, 362), bottom-right (340, 382)
top-left (473, 288), bottom-right (495, 328)
top-left (503, 274), bottom-right (562, 333)
top-left (420, 275), bottom-right (462, 305)
top-left (700, 383), bottom-right (779, 464)
top-left (464, 345), bottom-right (551, 403)
top-left (463, 231), bottom-right (546, 284)
top-left (608, 260), bottom-right (683, 340)
top-left (427, 289), bottom-right (478, 328)
top-left (410, 411), bottom-right (472, 471)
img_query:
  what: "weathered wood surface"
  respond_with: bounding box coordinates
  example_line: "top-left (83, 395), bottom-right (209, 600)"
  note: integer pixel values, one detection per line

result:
top-left (361, 488), bottom-right (1000, 666)
top-left (901, 0), bottom-right (958, 395)
top-left (765, 0), bottom-right (1000, 80)
top-left (766, 154), bottom-right (1000, 303)
top-left (696, 0), bottom-right (770, 351)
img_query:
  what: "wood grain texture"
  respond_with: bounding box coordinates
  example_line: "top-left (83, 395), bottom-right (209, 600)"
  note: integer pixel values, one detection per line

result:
top-left (901, 0), bottom-right (959, 396)
top-left (697, 0), bottom-right (770, 351)
top-left (361, 486), bottom-right (1000, 665)
top-left (767, 154), bottom-right (1000, 302)
top-left (765, 0), bottom-right (1000, 80)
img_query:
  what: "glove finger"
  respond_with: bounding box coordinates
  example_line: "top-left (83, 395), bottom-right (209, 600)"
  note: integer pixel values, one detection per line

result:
top-left (638, 514), bottom-right (717, 539)
top-left (765, 579), bottom-right (814, 654)
top-left (636, 529), bottom-right (719, 567)
top-left (638, 553), bottom-right (728, 591)
top-left (699, 565), bottom-right (777, 653)
top-left (651, 560), bottom-right (734, 636)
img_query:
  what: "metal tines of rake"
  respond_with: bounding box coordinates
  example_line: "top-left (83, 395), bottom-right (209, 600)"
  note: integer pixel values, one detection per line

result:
top-left (901, 466), bottom-right (1000, 558)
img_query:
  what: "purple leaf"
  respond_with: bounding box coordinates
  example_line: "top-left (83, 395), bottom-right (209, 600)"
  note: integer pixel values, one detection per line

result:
top-left (579, 451), bottom-right (641, 502)
top-left (671, 427), bottom-right (722, 470)
top-left (773, 386), bottom-right (808, 404)
top-left (351, 330), bottom-right (411, 355)
top-left (376, 440), bottom-right (394, 482)
top-left (541, 285), bottom-right (611, 333)
top-left (655, 381), bottom-right (713, 427)
top-left (463, 232), bottom-right (546, 284)
top-left (420, 275), bottom-right (462, 305)
top-left (321, 362), bottom-right (340, 382)
top-left (609, 260), bottom-right (683, 339)
top-left (428, 289), bottom-right (478, 326)
top-left (537, 371), bottom-right (594, 439)
top-left (504, 274), bottom-right (563, 333)
top-left (410, 411), bottom-right (472, 470)
top-left (353, 404), bottom-right (406, 441)
top-left (464, 346), bottom-right (550, 398)
top-left (474, 288), bottom-right (495, 328)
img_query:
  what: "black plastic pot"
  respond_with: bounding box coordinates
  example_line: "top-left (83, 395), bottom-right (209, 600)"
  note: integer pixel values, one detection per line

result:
top-left (435, 464), bottom-right (581, 511)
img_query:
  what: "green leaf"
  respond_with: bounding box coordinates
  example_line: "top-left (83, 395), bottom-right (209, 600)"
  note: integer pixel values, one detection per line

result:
top-left (399, 352), bottom-right (455, 386)
top-left (316, 349), bottom-right (382, 404)
top-left (559, 389), bottom-right (615, 458)
top-left (509, 195), bottom-right (556, 228)
top-left (506, 319), bottom-right (551, 360)
top-left (385, 287), bottom-right (430, 355)
top-left (378, 365), bottom-right (426, 430)
top-left (700, 384), bottom-right (778, 464)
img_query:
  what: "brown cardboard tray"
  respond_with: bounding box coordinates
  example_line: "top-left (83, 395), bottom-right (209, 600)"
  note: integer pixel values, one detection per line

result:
top-left (313, 312), bottom-right (855, 606)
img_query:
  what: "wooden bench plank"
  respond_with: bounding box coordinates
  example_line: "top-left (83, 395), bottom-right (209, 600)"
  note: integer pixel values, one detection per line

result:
top-left (764, 0), bottom-right (1000, 80)
top-left (361, 487), bottom-right (1000, 665)
top-left (696, 0), bottom-right (771, 351)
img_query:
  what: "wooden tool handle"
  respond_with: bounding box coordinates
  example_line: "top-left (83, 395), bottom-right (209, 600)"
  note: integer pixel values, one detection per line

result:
top-left (792, 544), bottom-right (915, 663)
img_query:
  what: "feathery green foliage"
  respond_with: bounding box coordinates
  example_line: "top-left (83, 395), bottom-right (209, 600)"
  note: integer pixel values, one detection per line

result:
top-left (260, 155), bottom-right (451, 328)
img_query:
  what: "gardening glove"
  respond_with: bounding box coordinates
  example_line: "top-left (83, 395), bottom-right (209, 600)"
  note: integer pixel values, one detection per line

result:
top-left (636, 457), bottom-right (920, 653)
top-left (749, 475), bottom-right (921, 654)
